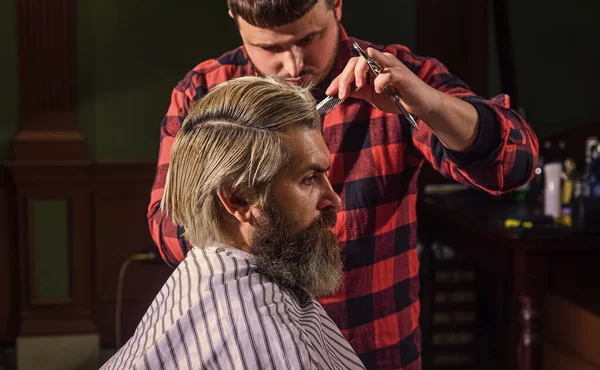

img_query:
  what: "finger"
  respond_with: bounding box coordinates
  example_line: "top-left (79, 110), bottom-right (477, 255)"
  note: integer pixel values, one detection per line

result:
top-left (336, 57), bottom-right (359, 100)
top-left (373, 71), bottom-right (393, 94)
top-left (366, 48), bottom-right (401, 69)
top-left (325, 74), bottom-right (341, 96)
top-left (354, 56), bottom-right (370, 89)
top-left (350, 84), bottom-right (372, 102)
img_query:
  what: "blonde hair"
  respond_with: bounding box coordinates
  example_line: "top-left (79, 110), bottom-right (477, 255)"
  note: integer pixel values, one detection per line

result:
top-left (161, 76), bottom-right (321, 248)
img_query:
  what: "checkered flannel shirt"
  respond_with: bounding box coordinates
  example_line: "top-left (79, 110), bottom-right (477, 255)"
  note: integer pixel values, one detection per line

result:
top-left (147, 26), bottom-right (539, 370)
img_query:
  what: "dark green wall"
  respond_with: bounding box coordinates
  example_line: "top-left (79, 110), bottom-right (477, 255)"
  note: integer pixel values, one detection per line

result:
top-left (489, 0), bottom-right (600, 136)
top-left (76, 1), bottom-right (416, 160)
top-left (1, 1), bottom-right (599, 161)
top-left (0, 0), bottom-right (18, 161)
top-left (77, 1), bottom-right (241, 160)
top-left (343, 1), bottom-right (416, 49)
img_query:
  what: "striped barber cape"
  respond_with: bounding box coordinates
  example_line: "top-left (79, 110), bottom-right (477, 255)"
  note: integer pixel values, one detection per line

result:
top-left (101, 244), bottom-right (365, 370)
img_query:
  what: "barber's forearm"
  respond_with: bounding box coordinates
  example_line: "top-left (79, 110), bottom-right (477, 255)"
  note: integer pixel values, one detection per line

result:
top-left (420, 90), bottom-right (479, 152)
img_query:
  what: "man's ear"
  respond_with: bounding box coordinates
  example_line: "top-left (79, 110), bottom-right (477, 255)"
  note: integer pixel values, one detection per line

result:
top-left (334, 0), bottom-right (342, 21)
top-left (217, 187), bottom-right (253, 223)
top-left (228, 9), bottom-right (234, 19)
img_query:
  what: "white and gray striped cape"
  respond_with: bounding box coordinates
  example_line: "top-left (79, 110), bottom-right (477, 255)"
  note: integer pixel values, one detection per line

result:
top-left (101, 244), bottom-right (365, 370)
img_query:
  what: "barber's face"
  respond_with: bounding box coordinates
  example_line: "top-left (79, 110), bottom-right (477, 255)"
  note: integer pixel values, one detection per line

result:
top-left (250, 128), bottom-right (343, 297)
top-left (235, 0), bottom-right (342, 87)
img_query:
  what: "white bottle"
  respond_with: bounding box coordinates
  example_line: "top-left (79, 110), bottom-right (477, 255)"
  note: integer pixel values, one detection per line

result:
top-left (543, 162), bottom-right (563, 219)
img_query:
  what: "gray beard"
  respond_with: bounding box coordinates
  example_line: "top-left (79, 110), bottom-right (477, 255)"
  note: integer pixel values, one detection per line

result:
top-left (250, 200), bottom-right (342, 298)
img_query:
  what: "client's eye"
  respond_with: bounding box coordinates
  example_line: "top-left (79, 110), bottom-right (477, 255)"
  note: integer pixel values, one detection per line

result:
top-left (302, 175), bottom-right (316, 186)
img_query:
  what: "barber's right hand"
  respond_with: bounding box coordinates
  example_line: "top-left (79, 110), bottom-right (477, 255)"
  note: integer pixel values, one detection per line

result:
top-left (325, 47), bottom-right (442, 118)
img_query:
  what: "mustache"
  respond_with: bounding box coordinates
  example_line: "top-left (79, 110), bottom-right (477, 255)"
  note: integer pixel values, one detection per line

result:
top-left (316, 207), bottom-right (337, 230)
top-left (269, 206), bottom-right (336, 232)
top-left (283, 68), bottom-right (317, 79)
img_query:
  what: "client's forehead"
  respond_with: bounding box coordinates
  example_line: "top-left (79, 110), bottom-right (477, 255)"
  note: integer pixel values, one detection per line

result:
top-left (281, 127), bottom-right (330, 174)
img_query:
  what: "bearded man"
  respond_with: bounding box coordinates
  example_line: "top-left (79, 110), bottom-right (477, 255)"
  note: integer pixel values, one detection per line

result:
top-left (101, 76), bottom-right (365, 370)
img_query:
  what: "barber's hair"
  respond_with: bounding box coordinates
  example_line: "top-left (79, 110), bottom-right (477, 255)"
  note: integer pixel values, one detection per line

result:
top-left (161, 76), bottom-right (321, 248)
top-left (228, 0), bottom-right (335, 28)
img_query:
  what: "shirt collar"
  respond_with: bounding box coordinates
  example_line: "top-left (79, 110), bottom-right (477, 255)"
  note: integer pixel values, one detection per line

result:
top-left (201, 243), bottom-right (254, 261)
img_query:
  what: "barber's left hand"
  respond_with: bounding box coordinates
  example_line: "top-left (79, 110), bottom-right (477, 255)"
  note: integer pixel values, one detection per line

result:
top-left (325, 47), bottom-right (442, 118)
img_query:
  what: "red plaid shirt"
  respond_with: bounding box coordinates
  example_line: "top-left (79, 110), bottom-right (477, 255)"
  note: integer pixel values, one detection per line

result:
top-left (148, 27), bottom-right (538, 369)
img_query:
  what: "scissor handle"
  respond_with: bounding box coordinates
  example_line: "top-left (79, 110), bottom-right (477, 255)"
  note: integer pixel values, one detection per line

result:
top-left (353, 42), bottom-right (419, 130)
top-left (353, 42), bottom-right (382, 75)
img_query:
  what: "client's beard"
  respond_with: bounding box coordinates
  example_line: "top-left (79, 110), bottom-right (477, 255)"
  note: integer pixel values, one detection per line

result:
top-left (250, 200), bottom-right (343, 298)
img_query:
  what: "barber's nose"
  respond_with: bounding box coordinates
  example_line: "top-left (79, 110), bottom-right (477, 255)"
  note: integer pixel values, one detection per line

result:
top-left (317, 179), bottom-right (342, 212)
top-left (281, 46), bottom-right (304, 78)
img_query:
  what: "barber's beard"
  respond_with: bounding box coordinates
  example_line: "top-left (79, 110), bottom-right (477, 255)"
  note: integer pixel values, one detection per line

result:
top-left (250, 200), bottom-right (342, 298)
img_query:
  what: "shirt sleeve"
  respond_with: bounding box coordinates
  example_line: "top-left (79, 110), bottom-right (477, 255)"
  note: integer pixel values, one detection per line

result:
top-left (147, 69), bottom-right (209, 267)
top-left (443, 100), bottom-right (502, 167)
top-left (388, 45), bottom-right (540, 194)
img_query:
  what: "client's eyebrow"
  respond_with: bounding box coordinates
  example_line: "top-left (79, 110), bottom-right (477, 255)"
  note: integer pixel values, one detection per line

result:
top-left (304, 163), bottom-right (331, 173)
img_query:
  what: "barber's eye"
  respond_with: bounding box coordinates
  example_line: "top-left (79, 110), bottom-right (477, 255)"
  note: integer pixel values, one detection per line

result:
top-left (262, 46), bottom-right (282, 53)
top-left (302, 175), bottom-right (316, 186)
top-left (297, 35), bottom-right (315, 47)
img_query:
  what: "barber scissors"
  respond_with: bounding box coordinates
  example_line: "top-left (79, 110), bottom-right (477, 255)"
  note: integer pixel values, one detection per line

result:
top-left (316, 43), bottom-right (420, 130)
top-left (352, 42), bottom-right (419, 130)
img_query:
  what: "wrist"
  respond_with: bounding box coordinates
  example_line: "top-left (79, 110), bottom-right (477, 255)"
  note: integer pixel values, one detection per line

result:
top-left (420, 88), bottom-right (445, 124)
top-left (418, 91), bottom-right (479, 151)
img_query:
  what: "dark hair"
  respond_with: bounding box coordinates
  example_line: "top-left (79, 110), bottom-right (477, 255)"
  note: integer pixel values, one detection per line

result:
top-left (228, 0), bottom-right (336, 28)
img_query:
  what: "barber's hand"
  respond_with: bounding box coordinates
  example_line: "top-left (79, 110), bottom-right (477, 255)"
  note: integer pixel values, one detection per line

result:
top-left (326, 47), bottom-right (442, 117)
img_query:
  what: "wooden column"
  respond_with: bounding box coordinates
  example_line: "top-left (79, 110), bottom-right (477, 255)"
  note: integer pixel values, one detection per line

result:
top-left (415, 0), bottom-right (490, 189)
top-left (12, 0), bottom-right (86, 161)
top-left (9, 0), bottom-right (95, 336)
top-left (0, 166), bottom-right (18, 341)
top-left (416, 0), bottom-right (489, 96)
top-left (515, 251), bottom-right (548, 370)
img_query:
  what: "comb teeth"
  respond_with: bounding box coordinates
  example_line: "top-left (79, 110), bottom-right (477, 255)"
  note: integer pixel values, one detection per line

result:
top-left (316, 85), bottom-right (360, 116)
top-left (316, 96), bottom-right (344, 116)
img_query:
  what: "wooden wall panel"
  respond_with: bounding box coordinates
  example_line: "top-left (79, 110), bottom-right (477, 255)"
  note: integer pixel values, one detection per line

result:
top-left (1, 161), bottom-right (173, 346)
top-left (543, 339), bottom-right (600, 370)
top-left (92, 162), bottom-right (171, 348)
top-left (543, 294), bottom-right (600, 369)
top-left (9, 162), bottom-right (95, 335)
top-left (0, 165), bottom-right (18, 342)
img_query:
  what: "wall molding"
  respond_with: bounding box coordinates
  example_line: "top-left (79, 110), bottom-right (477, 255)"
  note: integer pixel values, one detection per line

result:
top-left (1, 160), bottom-right (171, 346)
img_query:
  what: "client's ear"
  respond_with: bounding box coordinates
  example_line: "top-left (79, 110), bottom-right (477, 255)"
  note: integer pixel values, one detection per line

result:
top-left (217, 187), bottom-right (253, 223)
